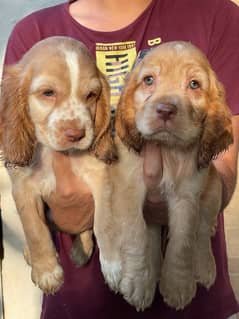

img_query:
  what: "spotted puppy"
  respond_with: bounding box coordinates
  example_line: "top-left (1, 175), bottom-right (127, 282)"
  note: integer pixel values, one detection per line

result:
top-left (0, 36), bottom-right (117, 293)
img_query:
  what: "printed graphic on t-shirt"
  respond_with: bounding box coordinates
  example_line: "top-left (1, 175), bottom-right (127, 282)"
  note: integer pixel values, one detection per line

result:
top-left (147, 37), bottom-right (162, 46)
top-left (96, 41), bottom-right (137, 109)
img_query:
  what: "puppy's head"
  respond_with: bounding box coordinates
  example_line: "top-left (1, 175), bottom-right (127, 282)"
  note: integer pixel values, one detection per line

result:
top-left (0, 36), bottom-right (117, 166)
top-left (116, 41), bottom-right (233, 167)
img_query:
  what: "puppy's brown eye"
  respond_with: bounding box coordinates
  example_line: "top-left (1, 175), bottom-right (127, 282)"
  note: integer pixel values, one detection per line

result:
top-left (143, 76), bottom-right (154, 86)
top-left (42, 89), bottom-right (55, 97)
top-left (189, 80), bottom-right (200, 90)
top-left (86, 91), bottom-right (97, 100)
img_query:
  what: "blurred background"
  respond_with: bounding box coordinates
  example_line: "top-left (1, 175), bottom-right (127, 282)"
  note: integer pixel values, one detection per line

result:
top-left (0, 0), bottom-right (62, 69)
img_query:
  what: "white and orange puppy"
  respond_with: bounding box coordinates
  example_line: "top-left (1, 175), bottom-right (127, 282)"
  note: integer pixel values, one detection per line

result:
top-left (114, 41), bottom-right (233, 310)
top-left (0, 36), bottom-right (117, 294)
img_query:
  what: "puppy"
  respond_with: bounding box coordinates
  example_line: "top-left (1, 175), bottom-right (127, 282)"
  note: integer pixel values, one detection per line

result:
top-left (114, 41), bottom-right (233, 310)
top-left (0, 36), bottom-right (117, 293)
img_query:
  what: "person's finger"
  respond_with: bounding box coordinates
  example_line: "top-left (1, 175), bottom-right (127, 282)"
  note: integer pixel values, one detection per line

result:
top-left (143, 143), bottom-right (162, 189)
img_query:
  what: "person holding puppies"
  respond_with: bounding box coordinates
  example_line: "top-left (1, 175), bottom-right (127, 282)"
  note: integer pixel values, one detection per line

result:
top-left (3, 0), bottom-right (239, 318)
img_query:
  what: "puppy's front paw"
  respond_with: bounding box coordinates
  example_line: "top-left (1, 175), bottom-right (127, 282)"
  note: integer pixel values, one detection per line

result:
top-left (71, 231), bottom-right (94, 266)
top-left (32, 260), bottom-right (64, 294)
top-left (120, 270), bottom-right (157, 311)
top-left (71, 239), bottom-right (93, 267)
top-left (100, 254), bottom-right (122, 292)
top-left (160, 267), bottom-right (196, 310)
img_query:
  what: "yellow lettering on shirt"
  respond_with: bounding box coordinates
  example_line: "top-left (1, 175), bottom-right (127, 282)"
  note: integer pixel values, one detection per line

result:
top-left (96, 41), bottom-right (137, 109)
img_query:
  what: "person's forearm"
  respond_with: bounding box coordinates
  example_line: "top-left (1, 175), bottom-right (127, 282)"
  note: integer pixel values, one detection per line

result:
top-left (216, 159), bottom-right (237, 210)
top-left (142, 143), bottom-right (168, 225)
top-left (213, 115), bottom-right (239, 210)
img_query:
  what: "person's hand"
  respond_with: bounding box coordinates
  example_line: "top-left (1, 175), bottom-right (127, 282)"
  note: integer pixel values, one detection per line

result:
top-left (45, 151), bottom-right (94, 234)
top-left (142, 143), bottom-right (168, 225)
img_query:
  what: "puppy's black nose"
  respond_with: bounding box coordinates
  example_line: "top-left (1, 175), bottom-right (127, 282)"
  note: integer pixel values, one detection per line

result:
top-left (64, 129), bottom-right (85, 142)
top-left (156, 103), bottom-right (177, 121)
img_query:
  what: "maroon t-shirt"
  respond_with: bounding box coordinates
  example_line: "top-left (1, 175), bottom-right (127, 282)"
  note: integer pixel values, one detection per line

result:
top-left (4, 0), bottom-right (239, 318)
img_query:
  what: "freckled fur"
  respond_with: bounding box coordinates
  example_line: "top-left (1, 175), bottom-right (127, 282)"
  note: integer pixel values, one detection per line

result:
top-left (0, 36), bottom-right (117, 293)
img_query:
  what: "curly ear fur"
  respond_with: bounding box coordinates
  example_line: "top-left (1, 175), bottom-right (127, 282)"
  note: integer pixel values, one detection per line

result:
top-left (115, 70), bottom-right (144, 153)
top-left (0, 64), bottom-right (36, 166)
top-left (91, 72), bottom-right (118, 163)
top-left (198, 70), bottom-right (233, 168)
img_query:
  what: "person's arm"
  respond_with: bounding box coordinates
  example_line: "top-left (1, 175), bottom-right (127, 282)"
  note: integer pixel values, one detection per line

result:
top-left (208, 1), bottom-right (239, 210)
top-left (214, 115), bottom-right (239, 210)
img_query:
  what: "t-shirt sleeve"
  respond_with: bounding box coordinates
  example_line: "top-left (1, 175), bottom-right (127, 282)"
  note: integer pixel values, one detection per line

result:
top-left (3, 14), bottom-right (42, 66)
top-left (208, 0), bottom-right (239, 115)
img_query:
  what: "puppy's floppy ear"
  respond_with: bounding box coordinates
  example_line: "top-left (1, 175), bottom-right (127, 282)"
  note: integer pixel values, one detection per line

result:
top-left (115, 68), bottom-right (143, 153)
top-left (0, 64), bottom-right (36, 166)
top-left (91, 72), bottom-right (118, 163)
top-left (198, 69), bottom-right (233, 168)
